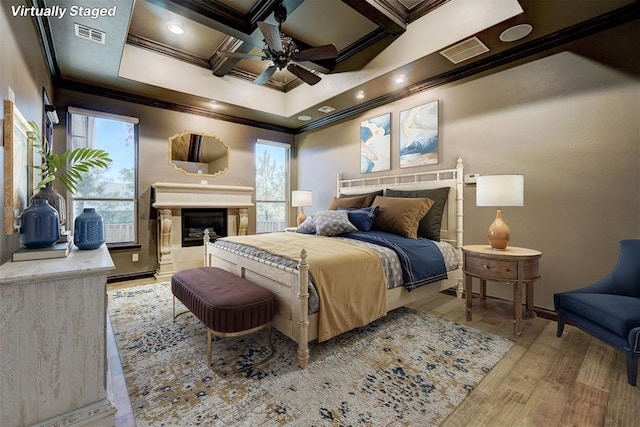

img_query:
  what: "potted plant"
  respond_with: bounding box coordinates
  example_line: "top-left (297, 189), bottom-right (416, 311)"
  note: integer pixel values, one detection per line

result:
top-left (27, 121), bottom-right (112, 228)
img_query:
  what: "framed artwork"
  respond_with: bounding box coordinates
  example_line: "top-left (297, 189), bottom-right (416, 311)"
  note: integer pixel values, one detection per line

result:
top-left (399, 100), bottom-right (439, 168)
top-left (360, 113), bottom-right (390, 173)
top-left (3, 99), bottom-right (32, 234)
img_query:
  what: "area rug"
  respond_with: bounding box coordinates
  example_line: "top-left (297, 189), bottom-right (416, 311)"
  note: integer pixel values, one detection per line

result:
top-left (108, 283), bottom-right (513, 426)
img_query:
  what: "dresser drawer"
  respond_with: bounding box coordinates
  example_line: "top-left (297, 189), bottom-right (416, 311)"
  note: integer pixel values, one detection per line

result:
top-left (464, 255), bottom-right (517, 280)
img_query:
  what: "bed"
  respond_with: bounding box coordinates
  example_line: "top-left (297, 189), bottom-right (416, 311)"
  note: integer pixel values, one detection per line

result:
top-left (204, 158), bottom-right (464, 368)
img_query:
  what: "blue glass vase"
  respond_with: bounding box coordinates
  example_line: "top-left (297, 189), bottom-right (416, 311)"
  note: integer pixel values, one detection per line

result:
top-left (74, 208), bottom-right (105, 250)
top-left (19, 199), bottom-right (60, 249)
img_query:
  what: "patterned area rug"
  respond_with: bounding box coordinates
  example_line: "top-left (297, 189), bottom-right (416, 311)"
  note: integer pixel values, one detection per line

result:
top-left (108, 283), bottom-right (513, 426)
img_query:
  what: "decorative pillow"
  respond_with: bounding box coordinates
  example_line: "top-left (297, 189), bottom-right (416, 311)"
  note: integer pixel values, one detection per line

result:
top-left (328, 195), bottom-right (368, 210)
top-left (339, 190), bottom-right (383, 207)
top-left (312, 210), bottom-right (358, 236)
top-left (385, 187), bottom-right (450, 241)
top-left (346, 206), bottom-right (379, 232)
top-left (295, 216), bottom-right (316, 234)
top-left (371, 196), bottom-right (433, 239)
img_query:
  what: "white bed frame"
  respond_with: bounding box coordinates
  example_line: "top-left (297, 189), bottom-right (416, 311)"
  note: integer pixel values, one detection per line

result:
top-left (205, 157), bottom-right (464, 368)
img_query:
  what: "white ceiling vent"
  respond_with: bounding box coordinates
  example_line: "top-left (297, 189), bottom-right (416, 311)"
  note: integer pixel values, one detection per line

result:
top-left (74, 23), bottom-right (105, 44)
top-left (317, 106), bottom-right (336, 113)
top-left (440, 36), bottom-right (489, 64)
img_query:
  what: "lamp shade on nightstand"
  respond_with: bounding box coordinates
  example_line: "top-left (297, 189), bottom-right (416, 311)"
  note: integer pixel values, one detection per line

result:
top-left (292, 190), bottom-right (312, 226)
top-left (477, 175), bottom-right (524, 250)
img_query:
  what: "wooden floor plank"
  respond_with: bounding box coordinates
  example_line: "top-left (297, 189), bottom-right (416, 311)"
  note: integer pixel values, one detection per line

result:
top-left (516, 381), bottom-right (570, 426)
top-left (559, 382), bottom-right (609, 426)
top-left (604, 352), bottom-right (640, 427)
top-left (576, 338), bottom-right (617, 391)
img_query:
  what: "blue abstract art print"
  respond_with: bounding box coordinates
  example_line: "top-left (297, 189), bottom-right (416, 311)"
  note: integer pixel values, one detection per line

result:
top-left (360, 113), bottom-right (390, 173)
top-left (399, 100), bottom-right (439, 168)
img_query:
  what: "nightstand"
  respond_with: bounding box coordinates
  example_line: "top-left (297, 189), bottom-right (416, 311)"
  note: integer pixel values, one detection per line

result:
top-left (462, 245), bottom-right (542, 335)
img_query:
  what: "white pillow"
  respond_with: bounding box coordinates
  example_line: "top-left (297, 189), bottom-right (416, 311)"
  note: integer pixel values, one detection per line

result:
top-left (295, 216), bottom-right (316, 234)
top-left (312, 210), bottom-right (357, 236)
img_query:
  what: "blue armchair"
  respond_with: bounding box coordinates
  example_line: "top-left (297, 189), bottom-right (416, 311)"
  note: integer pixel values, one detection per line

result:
top-left (554, 239), bottom-right (640, 386)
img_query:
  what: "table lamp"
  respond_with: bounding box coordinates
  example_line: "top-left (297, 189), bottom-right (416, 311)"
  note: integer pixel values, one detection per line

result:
top-left (476, 174), bottom-right (524, 250)
top-left (292, 190), bottom-right (312, 226)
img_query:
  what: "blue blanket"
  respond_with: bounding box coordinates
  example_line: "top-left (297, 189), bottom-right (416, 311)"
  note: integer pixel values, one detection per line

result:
top-left (342, 230), bottom-right (447, 291)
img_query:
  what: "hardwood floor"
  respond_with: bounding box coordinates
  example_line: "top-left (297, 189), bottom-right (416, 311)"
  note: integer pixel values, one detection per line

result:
top-left (107, 281), bottom-right (640, 426)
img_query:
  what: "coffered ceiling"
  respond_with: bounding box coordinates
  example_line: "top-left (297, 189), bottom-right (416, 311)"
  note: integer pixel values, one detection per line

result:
top-left (36, 0), bottom-right (639, 133)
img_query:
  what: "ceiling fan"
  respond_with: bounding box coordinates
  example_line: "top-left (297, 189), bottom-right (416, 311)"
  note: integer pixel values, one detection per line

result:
top-left (216, 6), bottom-right (338, 86)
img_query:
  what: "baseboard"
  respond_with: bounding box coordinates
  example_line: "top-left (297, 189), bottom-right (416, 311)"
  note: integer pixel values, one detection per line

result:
top-left (107, 271), bottom-right (156, 284)
top-left (440, 288), bottom-right (558, 322)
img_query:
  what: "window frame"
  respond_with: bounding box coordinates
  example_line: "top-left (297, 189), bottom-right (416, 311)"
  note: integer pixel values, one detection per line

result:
top-left (255, 140), bottom-right (291, 233)
top-left (66, 107), bottom-right (140, 248)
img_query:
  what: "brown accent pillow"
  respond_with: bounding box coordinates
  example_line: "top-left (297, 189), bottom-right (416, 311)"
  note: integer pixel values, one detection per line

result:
top-left (371, 196), bottom-right (434, 239)
top-left (339, 190), bottom-right (383, 207)
top-left (385, 187), bottom-right (450, 241)
top-left (328, 195), bottom-right (368, 210)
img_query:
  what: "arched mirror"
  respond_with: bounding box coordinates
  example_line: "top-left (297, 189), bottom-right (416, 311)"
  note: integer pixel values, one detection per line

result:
top-left (169, 131), bottom-right (229, 176)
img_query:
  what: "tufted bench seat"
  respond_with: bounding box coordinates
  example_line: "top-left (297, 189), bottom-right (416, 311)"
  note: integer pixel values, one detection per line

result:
top-left (171, 266), bottom-right (275, 373)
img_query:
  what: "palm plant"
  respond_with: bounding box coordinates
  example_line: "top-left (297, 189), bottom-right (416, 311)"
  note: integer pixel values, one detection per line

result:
top-left (28, 121), bottom-right (112, 194)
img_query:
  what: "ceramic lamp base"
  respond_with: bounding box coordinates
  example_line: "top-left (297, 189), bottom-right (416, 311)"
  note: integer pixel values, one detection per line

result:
top-left (487, 209), bottom-right (510, 250)
top-left (296, 209), bottom-right (307, 226)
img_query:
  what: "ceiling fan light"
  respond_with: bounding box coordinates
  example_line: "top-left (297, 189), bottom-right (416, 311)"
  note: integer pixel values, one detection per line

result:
top-left (167, 23), bottom-right (184, 35)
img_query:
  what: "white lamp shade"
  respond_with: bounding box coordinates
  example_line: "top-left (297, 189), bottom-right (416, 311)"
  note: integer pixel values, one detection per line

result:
top-left (476, 175), bottom-right (524, 207)
top-left (292, 190), bottom-right (312, 207)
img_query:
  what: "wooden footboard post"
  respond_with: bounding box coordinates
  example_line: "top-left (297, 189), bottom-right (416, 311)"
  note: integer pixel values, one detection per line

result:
top-left (297, 249), bottom-right (310, 368)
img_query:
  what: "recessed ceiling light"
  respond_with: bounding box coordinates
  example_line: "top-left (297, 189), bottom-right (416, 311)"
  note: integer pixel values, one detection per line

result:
top-left (297, 115), bottom-right (312, 121)
top-left (317, 106), bottom-right (335, 113)
top-left (209, 100), bottom-right (218, 107)
top-left (167, 23), bottom-right (184, 35)
top-left (356, 91), bottom-right (365, 100)
top-left (395, 74), bottom-right (405, 84)
top-left (499, 24), bottom-right (533, 42)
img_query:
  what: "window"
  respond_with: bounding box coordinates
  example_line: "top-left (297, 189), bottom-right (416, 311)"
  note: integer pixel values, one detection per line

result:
top-left (255, 141), bottom-right (290, 233)
top-left (67, 107), bottom-right (138, 245)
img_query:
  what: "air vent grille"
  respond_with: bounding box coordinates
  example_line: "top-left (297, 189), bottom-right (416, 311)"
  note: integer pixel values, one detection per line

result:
top-left (74, 23), bottom-right (105, 44)
top-left (440, 36), bottom-right (488, 64)
top-left (317, 106), bottom-right (335, 113)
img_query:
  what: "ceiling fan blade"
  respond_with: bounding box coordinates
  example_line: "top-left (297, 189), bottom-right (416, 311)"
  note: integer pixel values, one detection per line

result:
top-left (287, 64), bottom-right (321, 86)
top-left (293, 44), bottom-right (338, 61)
top-left (254, 65), bottom-right (278, 85)
top-left (216, 51), bottom-right (264, 61)
top-left (257, 21), bottom-right (283, 52)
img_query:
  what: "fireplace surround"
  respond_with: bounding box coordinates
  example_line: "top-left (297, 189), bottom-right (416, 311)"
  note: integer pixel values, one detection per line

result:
top-left (151, 182), bottom-right (254, 280)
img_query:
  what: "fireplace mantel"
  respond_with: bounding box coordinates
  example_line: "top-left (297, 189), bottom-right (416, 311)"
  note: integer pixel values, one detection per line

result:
top-left (151, 182), bottom-right (254, 280)
top-left (151, 182), bottom-right (254, 208)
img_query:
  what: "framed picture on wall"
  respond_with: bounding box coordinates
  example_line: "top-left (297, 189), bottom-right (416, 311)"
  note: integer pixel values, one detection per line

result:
top-left (360, 113), bottom-right (390, 173)
top-left (399, 100), bottom-right (439, 168)
top-left (3, 99), bottom-right (32, 234)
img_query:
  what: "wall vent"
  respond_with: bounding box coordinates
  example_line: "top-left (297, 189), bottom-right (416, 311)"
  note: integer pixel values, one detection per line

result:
top-left (440, 36), bottom-right (489, 64)
top-left (74, 23), bottom-right (105, 44)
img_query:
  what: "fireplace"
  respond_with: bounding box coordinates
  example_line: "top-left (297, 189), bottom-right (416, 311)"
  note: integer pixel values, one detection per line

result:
top-left (181, 208), bottom-right (227, 247)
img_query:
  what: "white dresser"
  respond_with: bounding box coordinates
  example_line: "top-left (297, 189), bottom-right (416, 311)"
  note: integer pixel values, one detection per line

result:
top-left (0, 245), bottom-right (116, 427)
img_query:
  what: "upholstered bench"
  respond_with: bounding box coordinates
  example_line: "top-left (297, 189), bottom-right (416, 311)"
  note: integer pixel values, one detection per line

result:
top-left (171, 266), bottom-right (276, 373)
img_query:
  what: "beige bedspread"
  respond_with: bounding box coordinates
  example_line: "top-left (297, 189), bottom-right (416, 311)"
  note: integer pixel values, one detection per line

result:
top-left (222, 233), bottom-right (386, 341)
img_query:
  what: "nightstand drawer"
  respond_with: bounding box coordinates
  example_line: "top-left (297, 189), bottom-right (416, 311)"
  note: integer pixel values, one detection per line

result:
top-left (464, 256), bottom-right (517, 280)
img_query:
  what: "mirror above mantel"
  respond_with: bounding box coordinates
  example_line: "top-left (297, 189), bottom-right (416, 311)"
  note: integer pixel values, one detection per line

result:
top-left (169, 130), bottom-right (229, 176)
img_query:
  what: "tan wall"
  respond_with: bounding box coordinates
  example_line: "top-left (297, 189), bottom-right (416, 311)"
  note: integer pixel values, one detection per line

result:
top-left (296, 51), bottom-right (640, 310)
top-left (0, 5), bottom-right (53, 264)
top-left (54, 88), bottom-right (294, 277)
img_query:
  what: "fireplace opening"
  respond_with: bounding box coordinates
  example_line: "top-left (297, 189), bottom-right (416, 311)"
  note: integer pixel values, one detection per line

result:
top-left (181, 208), bottom-right (227, 247)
